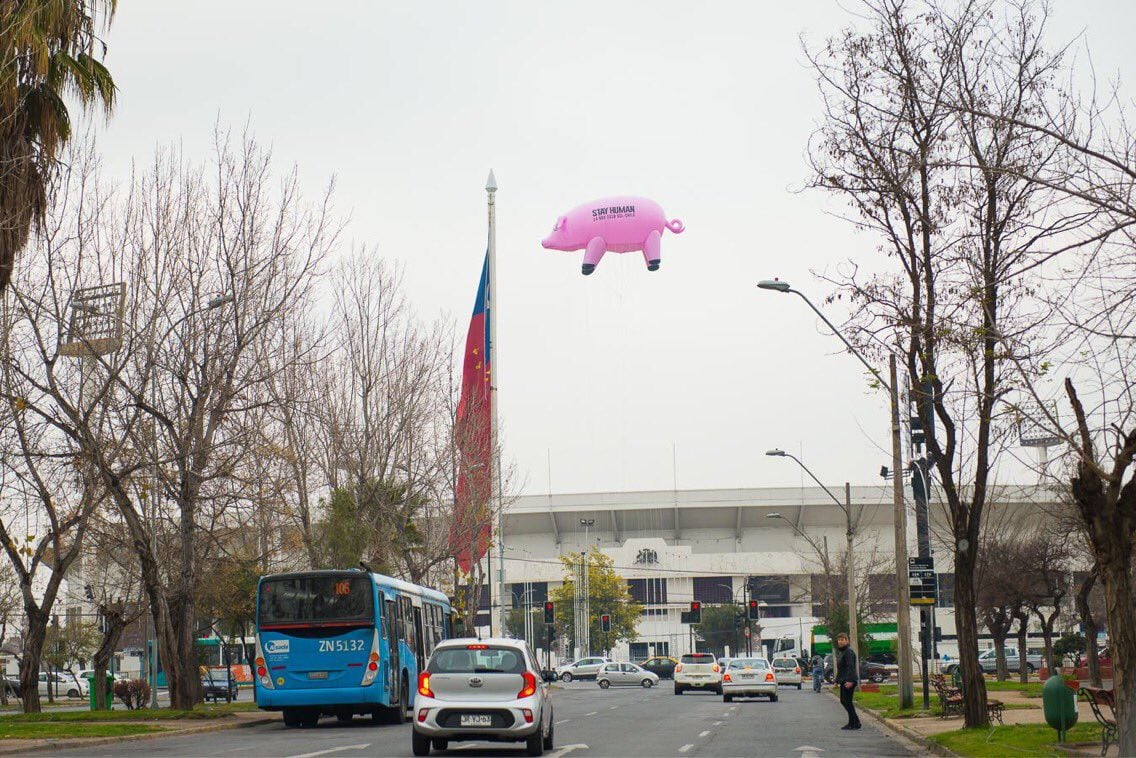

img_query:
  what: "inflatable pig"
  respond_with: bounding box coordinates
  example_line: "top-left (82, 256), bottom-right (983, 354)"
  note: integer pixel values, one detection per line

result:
top-left (541, 196), bottom-right (684, 275)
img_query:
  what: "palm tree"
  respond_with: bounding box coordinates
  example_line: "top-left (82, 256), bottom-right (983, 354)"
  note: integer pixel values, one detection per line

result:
top-left (0, 1), bottom-right (116, 292)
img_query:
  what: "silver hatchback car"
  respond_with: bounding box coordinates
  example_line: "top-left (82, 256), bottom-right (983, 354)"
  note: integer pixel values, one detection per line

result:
top-left (412, 638), bottom-right (554, 757)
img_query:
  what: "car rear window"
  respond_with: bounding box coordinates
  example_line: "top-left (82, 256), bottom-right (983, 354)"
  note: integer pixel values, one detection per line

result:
top-left (728, 658), bottom-right (769, 669)
top-left (429, 645), bottom-right (526, 674)
top-left (680, 654), bottom-right (716, 664)
top-left (772, 660), bottom-right (797, 669)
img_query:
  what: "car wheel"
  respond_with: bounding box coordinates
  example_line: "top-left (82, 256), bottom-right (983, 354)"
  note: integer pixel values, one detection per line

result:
top-left (797, 683), bottom-right (802, 690)
top-left (674, 684), bottom-right (684, 695)
top-left (723, 694), bottom-right (733, 703)
top-left (598, 679), bottom-right (610, 689)
top-left (560, 672), bottom-right (573, 683)
top-left (283, 708), bottom-right (302, 728)
top-left (411, 729), bottom-right (431, 756)
top-left (526, 728), bottom-right (545, 756)
top-left (715, 686), bottom-right (723, 696)
top-left (433, 739), bottom-right (449, 751)
top-left (67, 689), bottom-right (80, 698)
top-left (769, 694), bottom-right (779, 702)
top-left (1027, 663), bottom-right (1036, 673)
top-left (641, 679), bottom-right (653, 688)
top-left (871, 672), bottom-right (885, 683)
top-left (543, 718), bottom-right (555, 750)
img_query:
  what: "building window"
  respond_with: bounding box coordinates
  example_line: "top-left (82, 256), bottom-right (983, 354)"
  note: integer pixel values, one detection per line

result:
top-left (868, 574), bottom-right (898, 614)
top-left (761, 605), bottom-right (791, 618)
top-left (748, 575), bottom-right (790, 603)
top-left (510, 582), bottom-right (548, 609)
top-left (693, 576), bottom-right (734, 605)
top-left (627, 578), bottom-right (668, 605)
top-left (640, 608), bottom-right (669, 617)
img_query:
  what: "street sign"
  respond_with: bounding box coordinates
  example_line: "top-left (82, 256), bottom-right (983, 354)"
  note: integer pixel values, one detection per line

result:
top-left (908, 557), bottom-right (937, 605)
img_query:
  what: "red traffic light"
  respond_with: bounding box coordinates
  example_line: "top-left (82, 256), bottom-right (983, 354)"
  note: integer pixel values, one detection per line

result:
top-left (690, 601), bottom-right (701, 611)
top-left (544, 601), bottom-right (553, 611)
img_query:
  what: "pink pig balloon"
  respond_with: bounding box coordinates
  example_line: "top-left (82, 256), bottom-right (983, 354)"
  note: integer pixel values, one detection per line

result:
top-left (541, 196), bottom-right (684, 275)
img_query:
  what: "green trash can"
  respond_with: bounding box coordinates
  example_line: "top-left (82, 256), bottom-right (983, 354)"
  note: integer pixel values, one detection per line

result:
top-left (85, 673), bottom-right (114, 711)
top-left (951, 666), bottom-right (963, 692)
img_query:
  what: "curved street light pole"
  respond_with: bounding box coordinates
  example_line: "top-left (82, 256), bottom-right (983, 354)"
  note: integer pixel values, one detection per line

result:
top-left (758, 279), bottom-right (913, 708)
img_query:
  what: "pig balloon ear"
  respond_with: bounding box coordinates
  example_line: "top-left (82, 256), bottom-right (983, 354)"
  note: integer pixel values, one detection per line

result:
top-left (555, 215), bottom-right (567, 231)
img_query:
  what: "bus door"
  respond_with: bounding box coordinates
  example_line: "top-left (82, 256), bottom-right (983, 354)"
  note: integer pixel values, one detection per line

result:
top-left (384, 597), bottom-right (399, 702)
top-left (413, 606), bottom-right (425, 670)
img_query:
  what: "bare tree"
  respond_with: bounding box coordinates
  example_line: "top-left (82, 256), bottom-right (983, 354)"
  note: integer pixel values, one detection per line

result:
top-left (805, 0), bottom-right (1084, 725)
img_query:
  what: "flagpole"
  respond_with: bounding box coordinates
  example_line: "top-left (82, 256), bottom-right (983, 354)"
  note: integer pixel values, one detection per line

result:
top-left (486, 169), bottom-right (505, 638)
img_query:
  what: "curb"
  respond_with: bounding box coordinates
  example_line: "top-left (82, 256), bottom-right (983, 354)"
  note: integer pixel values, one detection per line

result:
top-left (826, 689), bottom-right (959, 758)
top-left (0, 714), bottom-right (277, 755)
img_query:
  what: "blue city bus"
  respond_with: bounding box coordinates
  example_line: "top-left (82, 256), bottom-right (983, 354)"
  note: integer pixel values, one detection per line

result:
top-left (254, 569), bottom-right (453, 727)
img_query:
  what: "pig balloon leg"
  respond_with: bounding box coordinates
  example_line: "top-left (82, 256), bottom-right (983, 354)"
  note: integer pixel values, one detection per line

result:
top-left (643, 229), bottom-right (662, 271)
top-left (581, 236), bottom-right (607, 276)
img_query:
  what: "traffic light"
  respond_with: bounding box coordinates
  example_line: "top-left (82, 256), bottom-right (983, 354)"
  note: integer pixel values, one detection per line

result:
top-left (689, 601), bottom-right (701, 624)
top-left (600, 614), bottom-right (611, 632)
top-left (543, 601), bottom-right (554, 625)
top-left (747, 599), bottom-right (760, 621)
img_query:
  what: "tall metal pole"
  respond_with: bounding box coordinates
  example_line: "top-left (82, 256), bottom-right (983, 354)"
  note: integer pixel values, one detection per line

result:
top-left (845, 483), bottom-right (858, 659)
top-left (149, 329), bottom-right (160, 709)
top-left (891, 355), bottom-right (914, 708)
top-left (486, 170), bottom-right (505, 638)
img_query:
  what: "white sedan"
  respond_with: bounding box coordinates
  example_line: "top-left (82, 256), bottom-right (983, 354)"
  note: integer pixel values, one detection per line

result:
top-left (721, 657), bottom-right (778, 702)
top-left (771, 657), bottom-right (803, 689)
top-left (596, 663), bottom-right (659, 689)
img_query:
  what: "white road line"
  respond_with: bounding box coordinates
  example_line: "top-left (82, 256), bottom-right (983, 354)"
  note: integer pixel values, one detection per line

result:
top-left (713, 721), bottom-right (724, 726)
top-left (555, 719), bottom-right (570, 725)
top-left (678, 745), bottom-right (694, 753)
top-left (586, 711), bottom-right (597, 716)
top-left (699, 730), bottom-right (711, 737)
top-left (284, 745), bottom-right (370, 758)
top-left (548, 745), bottom-right (589, 758)
top-left (608, 705), bottom-right (619, 710)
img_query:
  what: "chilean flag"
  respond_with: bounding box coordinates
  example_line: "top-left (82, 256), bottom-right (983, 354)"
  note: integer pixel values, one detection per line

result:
top-left (452, 252), bottom-right (493, 574)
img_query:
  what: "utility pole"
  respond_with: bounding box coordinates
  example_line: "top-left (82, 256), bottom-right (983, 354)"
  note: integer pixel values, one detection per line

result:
top-left (485, 170), bottom-right (506, 639)
top-left (845, 483), bottom-right (858, 659)
top-left (890, 355), bottom-right (914, 708)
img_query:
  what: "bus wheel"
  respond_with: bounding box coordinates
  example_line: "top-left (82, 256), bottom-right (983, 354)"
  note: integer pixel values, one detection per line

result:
top-left (301, 710), bottom-right (320, 728)
top-left (282, 708), bottom-right (302, 728)
top-left (336, 712), bottom-right (353, 723)
top-left (398, 676), bottom-right (411, 723)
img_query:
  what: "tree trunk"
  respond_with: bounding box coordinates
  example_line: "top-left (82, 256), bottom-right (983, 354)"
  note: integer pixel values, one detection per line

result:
top-left (992, 627), bottom-right (1010, 682)
top-left (1077, 569), bottom-right (1102, 687)
top-left (954, 548), bottom-right (989, 727)
top-left (93, 609), bottom-right (126, 710)
top-left (17, 611), bottom-right (47, 713)
top-left (1034, 608), bottom-right (1055, 674)
top-left (1015, 613), bottom-right (1030, 686)
top-left (1099, 552), bottom-right (1136, 755)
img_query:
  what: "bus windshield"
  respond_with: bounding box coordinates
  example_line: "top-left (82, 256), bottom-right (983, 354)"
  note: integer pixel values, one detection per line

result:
top-left (259, 574), bottom-right (374, 626)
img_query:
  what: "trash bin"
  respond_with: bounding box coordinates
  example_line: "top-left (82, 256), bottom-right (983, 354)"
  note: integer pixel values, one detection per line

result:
top-left (951, 666), bottom-right (963, 692)
top-left (85, 673), bottom-right (114, 711)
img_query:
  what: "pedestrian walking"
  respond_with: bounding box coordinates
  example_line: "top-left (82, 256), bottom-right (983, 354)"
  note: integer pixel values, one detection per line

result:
top-left (811, 654), bottom-right (824, 692)
top-left (834, 632), bottom-right (861, 730)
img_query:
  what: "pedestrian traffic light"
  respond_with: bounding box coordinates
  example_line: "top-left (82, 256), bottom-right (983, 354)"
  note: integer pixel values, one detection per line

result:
top-left (747, 599), bottom-right (760, 621)
top-left (689, 601), bottom-right (701, 624)
top-left (543, 601), bottom-right (554, 625)
top-left (600, 614), bottom-right (611, 632)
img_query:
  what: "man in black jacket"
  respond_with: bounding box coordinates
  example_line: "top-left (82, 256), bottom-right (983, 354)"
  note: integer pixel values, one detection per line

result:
top-left (834, 632), bottom-right (861, 730)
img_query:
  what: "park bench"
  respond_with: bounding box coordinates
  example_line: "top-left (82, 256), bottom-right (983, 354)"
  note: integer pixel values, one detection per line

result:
top-left (1079, 686), bottom-right (1117, 756)
top-left (930, 675), bottom-right (1004, 724)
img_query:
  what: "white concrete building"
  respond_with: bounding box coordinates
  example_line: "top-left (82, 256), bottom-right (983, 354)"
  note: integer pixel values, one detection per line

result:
top-left (491, 484), bottom-right (1071, 663)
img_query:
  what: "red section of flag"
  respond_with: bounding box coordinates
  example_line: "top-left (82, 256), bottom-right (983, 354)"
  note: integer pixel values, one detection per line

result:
top-left (452, 254), bottom-right (492, 574)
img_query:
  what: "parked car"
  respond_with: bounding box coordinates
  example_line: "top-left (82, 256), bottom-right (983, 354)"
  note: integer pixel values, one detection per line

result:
top-left (201, 676), bottom-right (239, 702)
top-left (555, 657), bottom-right (611, 682)
top-left (823, 654), bottom-right (890, 684)
top-left (639, 656), bottom-right (678, 680)
top-left (78, 669), bottom-right (130, 682)
top-left (770, 657), bottom-right (803, 688)
top-left (38, 672), bottom-right (87, 699)
top-left (721, 657), bottom-right (778, 702)
top-left (943, 647), bottom-right (1043, 675)
top-left (411, 637), bottom-right (553, 757)
top-left (674, 652), bottom-right (721, 695)
top-left (596, 662), bottom-right (658, 689)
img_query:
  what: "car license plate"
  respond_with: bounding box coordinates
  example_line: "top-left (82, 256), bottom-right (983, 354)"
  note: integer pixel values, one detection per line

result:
top-left (739, 674), bottom-right (754, 679)
top-left (460, 714), bottom-right (493, 727)
top-left (307, 671), bottom-right (328, 680)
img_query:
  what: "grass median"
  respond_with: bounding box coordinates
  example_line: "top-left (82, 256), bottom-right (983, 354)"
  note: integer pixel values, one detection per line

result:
top-left (2, 701), bottom-right (259, 722)
top-left (930, 723), bottom-right (1102, 757)
top-left (854, 684), bottom-right (1037, 719)
top-left (0, 722), bottom-right (166, 739)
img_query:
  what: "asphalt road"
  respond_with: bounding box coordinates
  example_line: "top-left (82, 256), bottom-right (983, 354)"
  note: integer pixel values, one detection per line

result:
top-left (47, 681), bottom-right (917, 757)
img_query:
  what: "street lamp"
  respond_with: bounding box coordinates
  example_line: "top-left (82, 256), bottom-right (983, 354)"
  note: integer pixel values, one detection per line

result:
top-left (766, 450), bottom-right (860, 659)
top-left (758, 277), bottom-right (914, 707)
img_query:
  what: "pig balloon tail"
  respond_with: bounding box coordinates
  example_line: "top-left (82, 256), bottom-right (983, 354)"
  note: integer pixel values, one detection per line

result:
top-left (666, 219), bottom-right (685, 234)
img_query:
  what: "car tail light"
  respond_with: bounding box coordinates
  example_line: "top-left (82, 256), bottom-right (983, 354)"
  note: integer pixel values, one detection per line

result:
top-left (522, 708), bottom-right (534, 723)
top-left (518, 671), bottom-right (537, 698)
top-left (711, 664), bottom-right (720, 673)
top-left (361, 629), bottom-right (381, 686)
top-left (795, 667), bottom-right (801, 674)
top-left (674, 664), bottom-right (683, 673)
top-left (418, 672), bottom-right (434, 698)
top-left (467, 644), bottom-right (489, 650)
top-left (417, 709), bottom-right (429, 723)
top-left (253, 638), bottom-right (274, 689)
top-left (765, 672), bottom-right (775, 682)
top-left (722, 673), bottom-right (732, 683)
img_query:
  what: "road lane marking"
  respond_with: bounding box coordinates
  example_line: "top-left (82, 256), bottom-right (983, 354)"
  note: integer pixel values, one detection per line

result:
top-left (678, 745), bottom-right (694, 753)
top-left (548, 745), bottom-right (589, 758)
top-left (586, 710), bottom-right (597, 715)
top-left (285, 745), bottom-right (370, 758)
top-left (699, 730), bottom-right (711, 737)
top-left (608, 705), bottom-right (619, 710)
top-left (555, 719), bottom-right (570, 725)
top-left (713, 721), bottom-right (723, 726)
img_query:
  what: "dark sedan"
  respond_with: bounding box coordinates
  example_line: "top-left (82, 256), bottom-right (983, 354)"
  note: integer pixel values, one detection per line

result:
top-left (639, 656), bottom-right (678, 680)
top-left (201, 677), bottom-right (239, 702)
top-left (823, 655), bottom-right (891, 684)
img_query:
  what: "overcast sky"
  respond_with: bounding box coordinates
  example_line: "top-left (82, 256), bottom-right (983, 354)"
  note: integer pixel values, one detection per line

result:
top-left (86, 1), bottom-right (1136, 496)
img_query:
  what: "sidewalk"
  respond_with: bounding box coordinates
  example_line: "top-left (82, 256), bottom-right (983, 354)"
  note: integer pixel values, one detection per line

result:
top-left (0, 709), bottom-right (276, 755)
